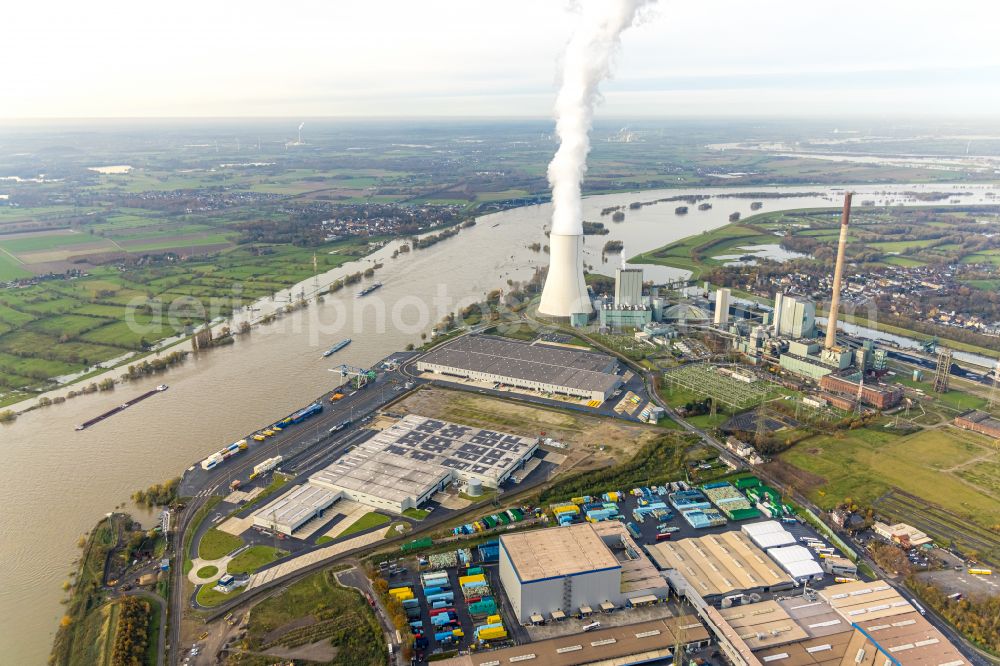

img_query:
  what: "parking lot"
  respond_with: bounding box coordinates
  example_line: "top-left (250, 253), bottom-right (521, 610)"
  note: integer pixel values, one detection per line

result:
top-left (385, 552), bottom-right (517, 663)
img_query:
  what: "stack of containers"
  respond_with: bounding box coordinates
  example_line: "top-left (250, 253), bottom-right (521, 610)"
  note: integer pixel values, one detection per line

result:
top-left (602, 491), bottom-right (622, 502)
top-left (551, 503), bottom-right (580, 526)
top-left (634, 501), bottom-right (668, 518)
top-left (402, 598), bottom-right (420, 618)
top-left (468, 597), bottom-right (497, 619)
top-left (585, 502), bottom-right (620, 523)
top-left (431, 607), bottom-right (458, 630)
top-left (570, 495), bottom-right (593, 505)
top-left (434, 628), bottom-right (464, 645)
top-left (650, 508), bottom-right (673, 522)
top-left (475, 619), bottom-right (507, 643)
top-left (389, 586), bottom-right (414, 602)
top-left (460, 572), bottom-right (489, 601)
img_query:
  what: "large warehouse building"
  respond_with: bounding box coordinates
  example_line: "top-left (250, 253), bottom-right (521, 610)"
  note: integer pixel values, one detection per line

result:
top-left (312, 414), bottom-right (538, 513)
top-left (416, 334), bottom-right (623, 402)
top-left (646, 530), bottom-right (794, 599)
top-left (254, 414), bottom-right (538, 534)
top-left (713, 580), bottom-right (968, 666)
top-left (498, 522), bottom-right (668, 622)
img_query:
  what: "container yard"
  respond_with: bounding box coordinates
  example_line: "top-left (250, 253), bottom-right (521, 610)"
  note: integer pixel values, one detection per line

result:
top-left (701, 481), bottom-right (761, 521)
top-left (198, 398), bottom-right (325, 471)
top-left (396, 548), bottom-right (513, 661)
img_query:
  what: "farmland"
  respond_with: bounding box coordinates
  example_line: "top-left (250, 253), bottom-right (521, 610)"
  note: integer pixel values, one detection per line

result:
top-left (0, 237), bottom-right (374, 405)
top-left (772, 423), bottom-right (1000, 540)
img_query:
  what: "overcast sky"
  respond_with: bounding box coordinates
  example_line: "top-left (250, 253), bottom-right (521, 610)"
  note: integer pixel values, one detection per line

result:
top-left (5, 0), bottom-right (999, 118)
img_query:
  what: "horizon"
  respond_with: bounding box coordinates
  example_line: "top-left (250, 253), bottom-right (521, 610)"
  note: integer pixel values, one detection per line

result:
top-left (5, 0), bottom-right (999, 119)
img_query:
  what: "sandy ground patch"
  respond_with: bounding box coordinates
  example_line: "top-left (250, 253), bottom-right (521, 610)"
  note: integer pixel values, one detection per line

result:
top-left (217, 515), bottom-right (255, 537)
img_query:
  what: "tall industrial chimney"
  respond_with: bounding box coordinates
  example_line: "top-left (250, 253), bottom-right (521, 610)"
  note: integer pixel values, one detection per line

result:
top-left (539, 232), bottom-right (593, 318)
top-left (825, 192), bottom-right (853, 349)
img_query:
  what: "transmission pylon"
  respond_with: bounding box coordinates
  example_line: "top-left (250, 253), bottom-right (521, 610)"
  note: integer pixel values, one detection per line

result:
top-left (755, 407), bottom-right (768, 447)
top-left (933, 348), bottom-right (953, 393)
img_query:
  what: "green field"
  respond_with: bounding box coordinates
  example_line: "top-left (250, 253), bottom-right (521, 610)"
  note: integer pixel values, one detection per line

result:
top-left (198, 528), bottom-right (243, 560)
top-left (0, 252), bottom-right (30, 280)
top-left (227, 546), bottom-right (286, 574)
top-left (339, 512), bottom-right (391, 538)
top-left (777, 425), bottom-right (1000, 529)
top-left (630, 223), bottom-right (772, 280)
top-left (402, 508), bottom-right (430, 520)
top-left (196, 565), bottom-right (219, 578)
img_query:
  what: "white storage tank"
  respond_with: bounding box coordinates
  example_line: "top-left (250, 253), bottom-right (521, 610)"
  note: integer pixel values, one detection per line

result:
top-left (466, 478), bottom-right (483, 497)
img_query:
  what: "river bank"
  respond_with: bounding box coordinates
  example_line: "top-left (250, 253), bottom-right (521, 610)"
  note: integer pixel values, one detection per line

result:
top-left (5, 182), bottom-right (998, 665)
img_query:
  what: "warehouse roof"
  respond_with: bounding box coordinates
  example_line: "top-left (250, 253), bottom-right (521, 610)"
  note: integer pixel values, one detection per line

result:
top-left (418, 334), bottom-right (621, 394)
top-left (310, 450), bottom-right (449, 504)
top-left (647, 531), bottom-right (792, 597)
top-left (253, 483), bottom-right (340, 531)
top-left (718, 601), bottom-right (809, 650)
top-left (501, 523), bottom-right (619, 583)
top-left (714, 580), bottom-right (966, 666)
top-left (434, 616), bottom-right (709, 666)
top-left (310, 414), bottom-right (537, 506)
top-left (591, 520), bottom-right (665, 593)
top-left (818, 580), bottom-right (916, 622)
top-left (849, 611), bottom-right (968, 666)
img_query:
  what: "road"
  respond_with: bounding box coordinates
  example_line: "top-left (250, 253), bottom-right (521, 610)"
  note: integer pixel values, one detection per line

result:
top-left (337, 565), bottom-right (404, 666)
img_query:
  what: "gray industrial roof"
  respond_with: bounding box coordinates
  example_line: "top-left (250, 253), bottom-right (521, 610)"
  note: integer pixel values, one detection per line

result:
top-left (419, 334), bottom-right (621, 394)
top-left (309, 414), bottom-right (538, 503)
top-left (254, 483), bottom-right (340, 530)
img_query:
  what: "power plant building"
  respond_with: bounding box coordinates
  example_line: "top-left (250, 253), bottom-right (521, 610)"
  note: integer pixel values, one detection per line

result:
top-left (599, 303), bottom-right (653, 329)
top-left (819, 371), bottom-right (904, 409)
top-left (714, 288), bottom-right (731, 326)
top-left (499, 522), bottom-right (667, 622)
top-left (954, 410), bottom-right (1000, 439)
top-left (614, 267), bottom-right (644, 307)
top-left (417, 334), bottom-right (622, 401)
top-left (773, 293), bottom-right (816, 338)
top-left (779, 340), bottom-right (852, 381)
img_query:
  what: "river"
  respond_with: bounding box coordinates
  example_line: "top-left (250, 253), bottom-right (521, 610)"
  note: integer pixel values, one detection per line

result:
top-left (2, 182), bottom-right (996, 664)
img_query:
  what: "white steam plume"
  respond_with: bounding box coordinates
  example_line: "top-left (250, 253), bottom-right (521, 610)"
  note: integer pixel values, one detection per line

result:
top-left (298, 122), bottom-right (305, 131)
top-left (548, 0), bottom-right (654, 236)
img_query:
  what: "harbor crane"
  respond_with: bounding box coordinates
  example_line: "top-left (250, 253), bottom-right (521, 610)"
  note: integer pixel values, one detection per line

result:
top-left (330, 364), bottom-right (376, 389)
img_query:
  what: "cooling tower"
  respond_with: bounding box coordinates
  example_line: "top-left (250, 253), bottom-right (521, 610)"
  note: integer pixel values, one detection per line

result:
top-left (825, 192), bottom-right (853, 349)
top-left (538, 232), bottom-right (593, 318)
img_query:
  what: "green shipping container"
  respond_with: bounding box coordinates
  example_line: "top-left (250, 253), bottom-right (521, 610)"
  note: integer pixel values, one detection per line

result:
top-left (469, 599), bottom-right (497, 616)
top-left (401, 537), bottom-right (433, 553)
top-left (734, 476), bottom-right (760, 490)
top-left (728, 508), bottom-right (762, 521)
